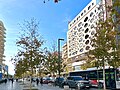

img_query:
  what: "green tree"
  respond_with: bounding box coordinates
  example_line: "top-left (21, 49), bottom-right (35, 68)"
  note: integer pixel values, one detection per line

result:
top-left (44, 50), bottom-right (58, 75)
top-left (107, 0), bottom-right (120, 68)
top-left (81, 1), bottom-right (120, 89)
top-left (14, 59), bottom-right (28, 83)
top-left (17, 18), bottom-right (44, 75)
top-left (44, 44), bottom-right (66, 76)
top-left (12, 18), bottom-right (45, 90)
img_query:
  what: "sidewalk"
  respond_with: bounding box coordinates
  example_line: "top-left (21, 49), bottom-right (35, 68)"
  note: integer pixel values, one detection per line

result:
top-left (22, 81), bottom-right (63, 90)
top-left (0, 80), bottom-right (22, 90)
top-left (34, 83), bottom-right (63, 90)
top-left (0, 80), bottom-right (63, 90)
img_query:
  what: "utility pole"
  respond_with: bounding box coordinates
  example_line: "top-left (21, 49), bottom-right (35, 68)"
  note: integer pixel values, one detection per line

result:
top-left (58, 38), bottom-right (64, 78)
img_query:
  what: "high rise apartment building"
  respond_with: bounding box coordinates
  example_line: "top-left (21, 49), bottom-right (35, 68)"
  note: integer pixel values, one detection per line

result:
top-left (67, 0), bottom-right (104, 59)
top-left (66, 0), bottom-right (113, 71)
top-left (0, 21), bottom-right (6, 65)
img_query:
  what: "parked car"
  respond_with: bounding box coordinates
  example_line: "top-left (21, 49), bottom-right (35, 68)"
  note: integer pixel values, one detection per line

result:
top-left (61, 76), bottom-right (91, 90)
top-left (54, 77), bottom-right (64, 87)
top-left (49, 77), bottom-right (55, 83)
top-left (89, 80), bottom-right (103, 88)
top-left (43, 77), bottom-right (51, 84)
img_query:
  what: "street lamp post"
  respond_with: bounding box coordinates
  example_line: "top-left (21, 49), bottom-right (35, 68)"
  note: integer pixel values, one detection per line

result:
top-left (58, 38), bottom-right (64, 78)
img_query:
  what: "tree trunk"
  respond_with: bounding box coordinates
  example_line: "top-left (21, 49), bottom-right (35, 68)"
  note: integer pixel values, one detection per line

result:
top-left (103, 65), bottom-right (106, 90)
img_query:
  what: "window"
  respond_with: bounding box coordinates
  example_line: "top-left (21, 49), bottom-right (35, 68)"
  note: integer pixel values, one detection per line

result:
top-left (92, 3), bottom-right (94, 5)
top-left (86, 46), bottom-right (90, 50)
top-left (79, 43), bottom-right (83, 47)
top-left (88, 6), bottom-right (91, 10)
top-left (84, 23), bottom-right (88, 27)
top-left (85, 40), bottom-right (89, 44)
top-left (78, 22), bottom-right (82, 27)
top-left (74, 20), bottom-right (76, 23)
top-left (84, 17), bottom-right (88, 22)
top-left (95, 9), bottom-right (96, 12)
top-left (72, 76), bottom-right (83, 81)
top-left (78, 28), bottom-right (81, 32)
top-left (91, 24), bottom-right (94, 29)
top-left (85, 28), bottom-right (89, 33)
top-left (81, 13), bottom-right (83, 16)
top-left (91, 31), bottom-right (95, 35)
top-left (74, 32), bottom-right (77, 35)
top-left (85, 34), bottom-right (89, 39)
top-left (91, 43), bottom-right (94, 47)
top-left (90, 18), bottom-right (94, 23)
top-left (90, 12), bottom-right (93, 17)
top-left (80, 48), bottom-right (83, 52)
top-left (79, 38), bottom-right (83, 42)
top-left (84, 10), bottom-right (86, 13)
top-left (98, 6), bottom-right (100, 10)
top-left (74, 26), bottom-right (77, 30)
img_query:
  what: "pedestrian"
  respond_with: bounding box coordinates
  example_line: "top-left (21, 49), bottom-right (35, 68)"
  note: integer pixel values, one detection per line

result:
top-left (40, 77), bottom-right (43, 86)
top-left (16, 78), bottom-right (18, 82)
top-left (36, 78), bottom-right (39, 85)
top-left (31, 78), bottom-right (33, 83)
top-left (11, 78), bottom-right (14, 84)
top-left (5, 78), bottom-right (7, 84)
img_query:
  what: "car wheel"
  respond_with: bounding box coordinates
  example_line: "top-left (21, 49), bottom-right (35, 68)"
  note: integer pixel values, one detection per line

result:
top-left (61, 82), bottom-right (67, 88)
top-left (77, 87), bottom-right (82, 90)
top-left (63, 85), bottom-right (70, 89)
top-left (61, 83), bottom-right (64, 88)
top-left (98, 83), bottom-right (103, 89)
top-left (77, 87), bottom-right (80, 90)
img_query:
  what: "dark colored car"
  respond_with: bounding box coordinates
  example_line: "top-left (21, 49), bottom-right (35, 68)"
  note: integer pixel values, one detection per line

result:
top-left (61, 76), bottom-right (91, 90)
top-left (43, 77), bottom-right (51, 84)
top-left (54, 77), bottom-right (64, 87)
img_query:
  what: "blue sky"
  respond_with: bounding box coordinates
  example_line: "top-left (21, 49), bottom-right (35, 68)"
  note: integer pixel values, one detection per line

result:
top-left (0, 0), bottom-right (91, 75)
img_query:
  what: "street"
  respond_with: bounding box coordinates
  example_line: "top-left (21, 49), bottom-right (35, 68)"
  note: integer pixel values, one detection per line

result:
top-left (0, 80), bottom-right (108, 90)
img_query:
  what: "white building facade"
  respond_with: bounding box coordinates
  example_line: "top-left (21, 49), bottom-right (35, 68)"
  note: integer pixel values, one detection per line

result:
top-left (0, 21), bottom-right (6, 65)
top-left (67, 0), bottom-right (106, 71)
top-left (0, 20), bottom-right (6, 77)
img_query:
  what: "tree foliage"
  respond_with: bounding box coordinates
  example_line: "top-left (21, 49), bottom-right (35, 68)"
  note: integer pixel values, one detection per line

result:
top-left (12, 18), bottom-right (45, 77)
top-left (44, 44), bottom-right (66, 76)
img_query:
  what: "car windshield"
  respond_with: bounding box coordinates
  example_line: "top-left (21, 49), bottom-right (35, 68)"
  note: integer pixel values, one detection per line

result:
top-left (56, 78), bottom-right (64, 81)
top-left (46, 78), bottom-right (50, 80)
top-left (73, 77), bottom-right (83, 81)
top-left (59, 78), bottom-right (64, 80)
